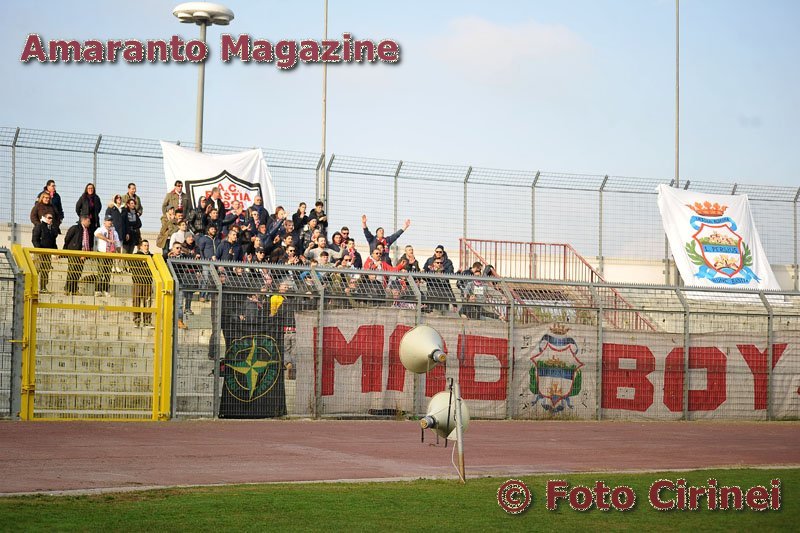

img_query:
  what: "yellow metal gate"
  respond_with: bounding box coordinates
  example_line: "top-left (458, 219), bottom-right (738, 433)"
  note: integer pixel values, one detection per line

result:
top-left (11, 245), bottom-right (173, 420)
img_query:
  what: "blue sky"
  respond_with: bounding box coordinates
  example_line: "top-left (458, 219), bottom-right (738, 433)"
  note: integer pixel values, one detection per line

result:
top-left (2, 0), bottom-right (799, 186)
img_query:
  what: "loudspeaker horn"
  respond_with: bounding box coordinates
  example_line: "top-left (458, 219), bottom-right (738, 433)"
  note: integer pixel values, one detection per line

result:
top-left (398, 325), bottom-right (446, 374)
top-left (420, 390), bottom-right (471, 440)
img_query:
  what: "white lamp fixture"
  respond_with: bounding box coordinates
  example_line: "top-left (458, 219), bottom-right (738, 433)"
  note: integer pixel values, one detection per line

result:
top-left (173, 2), bottom-right (234, 25)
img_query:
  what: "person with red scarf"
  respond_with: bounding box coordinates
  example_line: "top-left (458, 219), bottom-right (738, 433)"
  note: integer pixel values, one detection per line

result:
top-left (361, 214), bottom-right (411, 265)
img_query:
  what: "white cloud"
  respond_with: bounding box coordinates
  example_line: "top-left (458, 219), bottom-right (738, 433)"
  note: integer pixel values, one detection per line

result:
top-left (429, 16), bottom-right (591, 83)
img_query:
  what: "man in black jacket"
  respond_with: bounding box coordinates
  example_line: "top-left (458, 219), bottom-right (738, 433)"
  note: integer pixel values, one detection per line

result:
top-left (32, 213), bottom-right (59, 292)
top-left (62, 215), bottom-right (93, 295)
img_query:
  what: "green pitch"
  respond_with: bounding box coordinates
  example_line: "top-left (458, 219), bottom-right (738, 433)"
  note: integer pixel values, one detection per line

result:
top-left (0, 468), bottom-right (796, 532)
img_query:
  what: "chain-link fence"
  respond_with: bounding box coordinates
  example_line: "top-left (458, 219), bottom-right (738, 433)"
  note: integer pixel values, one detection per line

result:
top-left (3, 126), bottom-right (798, 290)
top-left (0, 248), bottom-right (23, 419)
top-left (167, 259), bottom-right (800, 421)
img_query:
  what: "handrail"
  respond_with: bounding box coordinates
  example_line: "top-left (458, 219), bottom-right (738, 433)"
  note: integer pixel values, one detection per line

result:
top-left (460, 238), bottom-right (656, 331)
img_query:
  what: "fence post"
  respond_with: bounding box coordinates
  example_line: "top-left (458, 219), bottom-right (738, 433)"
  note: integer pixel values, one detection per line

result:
top-left (309, 268), bottom-right (326, 419)
top-left (324, 154), bottom-right (334, 210)
top-left (496, 280), bottom-right (515, 419)
top-left (758, 292), bottom-right (774, 421)
top-left (599, 176), bottom-right (608, 276)
top-left (314, 152), bottom-right (325, 206)
top-left (10, 128), bottom-right (20, 245)
top-left (3, 248), bottom-right (24, 419)
top-left (531, 171), bottom-right (540, 243)
top-left (208, 265), bottom-right (224, 417)
top-left (92, 134), bottom-right (102, 186)
top-left (794, 187), bottom-right (799, 291)
top-left (462, 166), bottom-right (472, 240)
top-left (587, 283), bottom-right (603, 420)
top-left (675, 287), bottom-right (690, 420)
top-left (392, 161), bottom-right (403, 263)
top-left (406, 272), bottom-right (423, 415)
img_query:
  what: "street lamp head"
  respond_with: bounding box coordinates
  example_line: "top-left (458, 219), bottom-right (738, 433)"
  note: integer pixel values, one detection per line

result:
top-left (173, 2), bottom-right (234, 26)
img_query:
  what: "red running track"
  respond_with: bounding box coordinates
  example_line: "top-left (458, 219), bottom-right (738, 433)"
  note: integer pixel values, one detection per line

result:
top-left (1, 420), bottom-right (798, 494)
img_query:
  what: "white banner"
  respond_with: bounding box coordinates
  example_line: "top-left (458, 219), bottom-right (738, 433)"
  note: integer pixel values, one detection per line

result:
top-left (160, 141), bottom-right (276, 213)
top-left (292, 309), bottom-right (800, 420)
top-left (656, 184), bottom-right (779, 290)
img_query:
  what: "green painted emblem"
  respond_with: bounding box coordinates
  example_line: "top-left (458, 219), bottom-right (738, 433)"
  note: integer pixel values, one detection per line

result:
top-left (223, 335), bottom-right (283, 402)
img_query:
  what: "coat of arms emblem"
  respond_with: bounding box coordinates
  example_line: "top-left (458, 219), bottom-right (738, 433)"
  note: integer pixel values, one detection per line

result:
top-left (683, 201), bottom-right (760, 285)
top-left (529, 324), bottom-right (583, 413)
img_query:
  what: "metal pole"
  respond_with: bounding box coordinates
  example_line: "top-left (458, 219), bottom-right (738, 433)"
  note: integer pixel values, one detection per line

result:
top-left (599, 175), bottom-right (608, 276)
top-left (794, 187), bottom-right (799, 291)
top-left (392, 161), bottom-right (403, 263)
top-left (195, 23), bottom-right (207, 152)
top-left (758, 292), bottom-right (774, 421)
top-left (10, 128), bottom-right (20, 245)
top-left (208, 265), bottom-right (224, 417)
top-left (587, 283), bottom-right (602, 420)
top-left (92, 134), bottom-right (102, 186)
top-left (675, 287), bottom-right (689, 420)
top-left (675, 0), bottom-right (680, 188)
top-left (7, 249), bottom-right (24, 419)
top-left (453, 379), bottom-right (466, 483)
top-left (462, 167), bottom-right (472, 240)
top-left (321, 0), bottom-right (328, 167)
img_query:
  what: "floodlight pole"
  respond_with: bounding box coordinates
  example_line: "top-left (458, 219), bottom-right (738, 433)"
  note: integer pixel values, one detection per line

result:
top-left (674, 0), bottom-right (680, 188)
top-left (195, 22), bottom-right (207, 152)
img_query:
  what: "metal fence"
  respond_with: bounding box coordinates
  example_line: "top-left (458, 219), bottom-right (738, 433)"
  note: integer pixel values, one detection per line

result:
top-left (10, 245), bottom-right (174, 420)
top-left (168, 259), bottom-right (800, 421)
top-left (2, 126), bottom-right (798, 290)
top-left (0, 248), bottom-right (23, 419)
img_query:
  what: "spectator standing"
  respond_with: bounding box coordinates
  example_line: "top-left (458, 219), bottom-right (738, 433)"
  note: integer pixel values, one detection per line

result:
top-left (169, 220), bottom-right (193, 250)
top-left (31, 213), bottom-right (58, 292)
top-left (342, 239), bottom-right (363, 269)
top-left (187, 196), bottom-right (208, 234)
top-left (122, 198), bottom-right (142, 254)
top-left (197, 225), bottom-right (221, 260)
top-left (217, 228), bottom-right (243, 262)
top-left (131, 240), bottom-right (154, 328)
top-left (309, 200), bottom-right (328, 234)
top-left (292, 202), bottom-right (309, 229)
top-left (361, 215), bottom-right (411, 264)
top-left (156, 207), bottom-right (178, 252)
top-left (251, 195), bottom-right (268, 222)
top-left (105, 195), bottom-right (127, 252)
top-left (75, 183), bottom-right (102, 234)
top-left (398, 245), bottom-right (421, 272)
top-left (30, 191), bottom-right (57, 229)
top-left (162, 180), bottom-right (190, 214)
top-left (121, 183), bottom-right (143, 216)
top-left (63, 215), bottom-right (93, 295)
top-left (94, 215), bottom-right (121, 297)
top-left (423, 245), bottom-right (455, 273)
top-left (207, 186), bottom-right (227, 221)
top-left (41, 180), bottom-right (64, 232)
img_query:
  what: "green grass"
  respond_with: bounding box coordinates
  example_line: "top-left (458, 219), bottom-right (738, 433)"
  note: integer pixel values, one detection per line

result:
top-left (0, 468), bottom-right (796, 532)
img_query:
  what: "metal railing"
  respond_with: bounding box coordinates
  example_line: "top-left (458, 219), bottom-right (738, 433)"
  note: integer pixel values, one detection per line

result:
top-left (167, 259), bottom-right (800, 421)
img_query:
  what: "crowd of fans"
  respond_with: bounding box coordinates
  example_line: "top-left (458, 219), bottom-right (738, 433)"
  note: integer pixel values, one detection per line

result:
top-left (30, 178), bottom-right (505, 329)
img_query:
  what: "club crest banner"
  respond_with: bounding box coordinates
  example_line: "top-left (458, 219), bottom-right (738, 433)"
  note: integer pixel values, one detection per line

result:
top-left (160, 141), bottom-right (276, 213)
top-left (656, 184), bottom-right (779, 290)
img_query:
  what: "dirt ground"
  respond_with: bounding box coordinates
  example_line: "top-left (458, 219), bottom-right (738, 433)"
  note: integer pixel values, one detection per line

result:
top-left (1, 419), bottom-right (798, 495)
